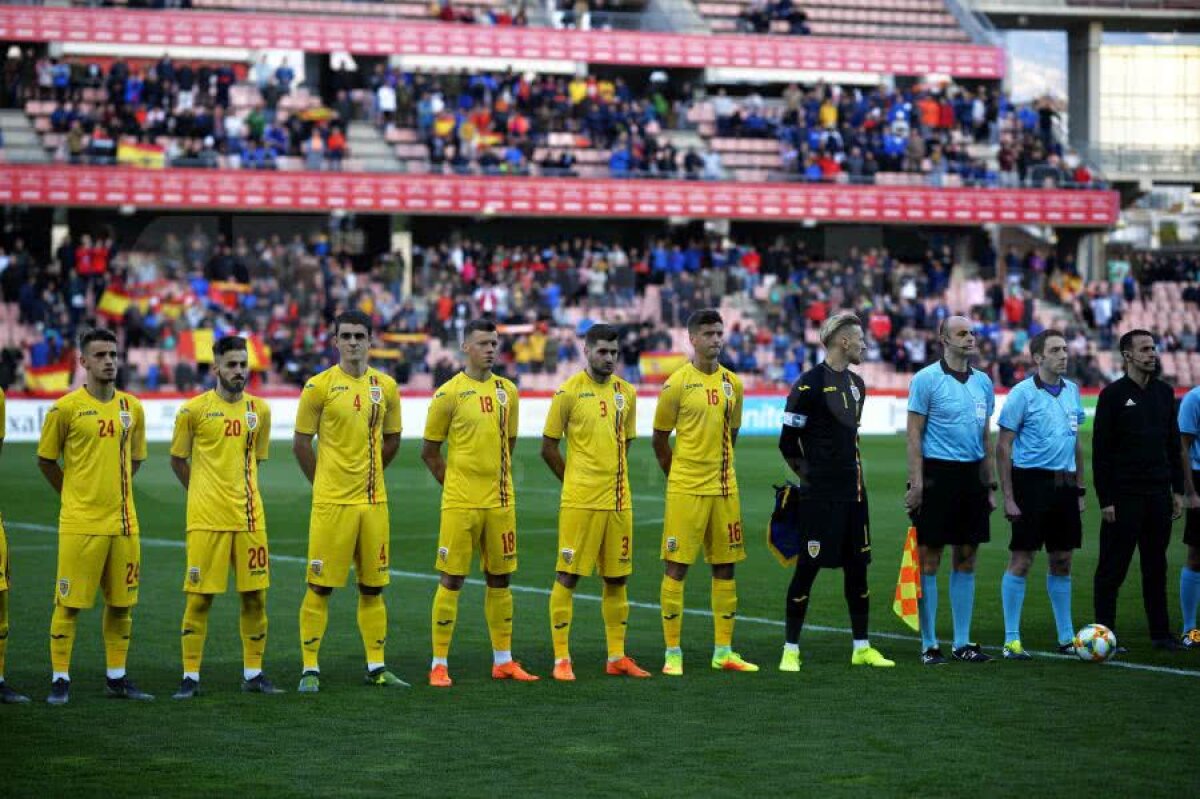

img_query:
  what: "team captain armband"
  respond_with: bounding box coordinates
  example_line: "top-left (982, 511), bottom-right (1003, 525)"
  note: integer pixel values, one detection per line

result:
top-left (782, 412), bottom-right (808, 428)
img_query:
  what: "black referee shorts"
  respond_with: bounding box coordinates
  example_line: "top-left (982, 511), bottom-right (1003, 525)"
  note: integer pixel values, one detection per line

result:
top-left (794, 496), bottom-right (871, 568)
top-left (1009, 467), bottom-right (1082, 552)
top-left (1185, 470), bottom-right (1200, 548)
top-left (912, 459), bottom-right (991, 548)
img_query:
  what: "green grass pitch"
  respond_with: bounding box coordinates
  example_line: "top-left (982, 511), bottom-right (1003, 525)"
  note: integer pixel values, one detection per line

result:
top-left (0, 435), bottom-right (1196, 797)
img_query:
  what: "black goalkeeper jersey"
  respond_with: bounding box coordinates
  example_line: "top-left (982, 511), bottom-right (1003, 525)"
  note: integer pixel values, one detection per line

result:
top-left (777, 362), bottom-right (866, 503)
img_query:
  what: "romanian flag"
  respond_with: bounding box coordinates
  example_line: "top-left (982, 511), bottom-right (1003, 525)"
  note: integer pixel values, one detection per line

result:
top-left (639, 351), bottom-right (688, 384)
top-left (892, 526), bottom-right (922, 632)
top-left (116, 141), bottom-right (165, 169)
top-left (178, 330), bottom-right (271, 371)
top-left (25, 361), bottom-right (74, 393)
top-left (96, 288), bottom-right (132, 322)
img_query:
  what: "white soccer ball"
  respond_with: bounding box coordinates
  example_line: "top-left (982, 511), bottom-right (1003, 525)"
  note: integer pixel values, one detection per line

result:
top-left (1072, 623), bottom-right (1118, 662)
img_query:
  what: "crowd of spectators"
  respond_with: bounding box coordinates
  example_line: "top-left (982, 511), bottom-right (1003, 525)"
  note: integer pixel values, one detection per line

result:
top-left (737, 0), bottom-right (810, 35)
top-left (431, 0), bottom-right (529, 24)
top-left (4, 213), bottom-right (1198, 393)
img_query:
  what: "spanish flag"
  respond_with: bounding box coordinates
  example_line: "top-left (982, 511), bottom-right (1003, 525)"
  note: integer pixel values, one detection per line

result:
top-left (178, 329), bottom-right (271, 371)
top-left (639, 351), bottom-right (688, 384)
top-left (96, 288), bottom-right (132, 322)
top-left (25, 361), bottom-right (74, 393)
top-left (116, 141), bottom-right (165, 169)
top-left (246, 336), bottom-right (271, 372)
top-left (892, 526), bottom-right (922, 632)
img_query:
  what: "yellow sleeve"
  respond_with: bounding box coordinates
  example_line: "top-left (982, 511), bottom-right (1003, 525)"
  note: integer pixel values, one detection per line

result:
top-left (294, 376), bottom-right (325, 436)
top-left (506, 382), bottom-right (519, 439)
top-left (423, 385), bottom-right (454, 442)
top-left (169, 401), bottom-right (194, 459)
top-left (256, 402), bottom-right (271, 461)
top-left (36, 399), bottom-right (69, 461)
top-left (624, 390), bottom-right (637, 441)
top-left (653, 380), bottom-right (681, 433)
top-left (732, 377), bottom-right (744, 430)
top-left (131, 399), bottom-right (148, 461)
top-left (543, 389), bottom-right (571, 440)
top-left (383, 379), bottom-right (402, 435)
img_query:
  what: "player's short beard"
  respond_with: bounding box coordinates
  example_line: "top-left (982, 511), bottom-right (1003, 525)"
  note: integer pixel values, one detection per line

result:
top-left (218, 374), bottom-right (245, 395)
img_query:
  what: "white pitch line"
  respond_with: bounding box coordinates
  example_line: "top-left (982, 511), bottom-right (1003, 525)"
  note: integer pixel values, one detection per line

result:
top-left (7, 521), bottom-right (1200, 679)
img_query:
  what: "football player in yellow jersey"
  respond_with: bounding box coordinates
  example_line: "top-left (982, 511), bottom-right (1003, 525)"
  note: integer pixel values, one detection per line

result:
top-left (293, 310), bottom-right (408, 692)
top-left (169, 336), bottom-right (285, 699)
top-left (652, 309), bottom-right (757, 676)
top-left (421, 319), bottom-right (538, 687)
top-left (542, 324), bottom-right (650, 681)
top-left (37, 329), bottom-right (152, 705)
top-left (0, 386), bottom-right (31, 703)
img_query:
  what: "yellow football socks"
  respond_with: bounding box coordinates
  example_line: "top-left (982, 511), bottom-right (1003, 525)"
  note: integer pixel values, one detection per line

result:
top-left (712, 578), bottom-right (737, 648)
top-left (299, 588), bottom-right (329, 672)
top-left (0, 590), bottom-right (8, 678)
top-left (102, 605), bottom-right (132, 673)
top-left (239, 590), bottom-right (267, 674)
top-left (49, 604), bottom-right (77, 676)
top-left (601, 582), bottom-right (629, 660)
top-left (357, 592), bottom-right (388, 666)
top-left (660, 575), bottom-right (684, 649)
top-left (484, 586), bottom-right (514, 653)
top-left (549, 582), bottom-right (574, 660)
top-left (181, 593), bottom-right (213, 675)
top-left (431, 584), bottom-right (460, 659)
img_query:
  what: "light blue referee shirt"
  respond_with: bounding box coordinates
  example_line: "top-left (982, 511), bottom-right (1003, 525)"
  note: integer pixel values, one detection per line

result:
top-left (908, 359), bottom-right (994, 462)
top-left (997, 375), bottom-right (1086, 471)
top-left (1178, 385), bottom-right (1200, 471)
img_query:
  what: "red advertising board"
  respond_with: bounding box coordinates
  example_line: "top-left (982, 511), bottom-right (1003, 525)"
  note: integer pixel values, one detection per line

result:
top-left (0, 6), bottom-right (1006, 79)
top-left (0, 166), bottom-right (1120, 225)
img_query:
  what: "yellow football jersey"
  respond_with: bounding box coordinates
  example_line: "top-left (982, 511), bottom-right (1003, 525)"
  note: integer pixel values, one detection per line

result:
top-left (544, 371), bottom-right (636, 511)
top-left (653, 362), bottom-right (743, 496)
top-left (295, 365), bottom-right (401, 505)
top-left (1, 386), bottom-right (5, 527)
top-left (424, 372), bottom-right (519, 510)
top-left (37, 387), bottom-right (147, 535)
top-left (171, 391), bottom-right (271, 533)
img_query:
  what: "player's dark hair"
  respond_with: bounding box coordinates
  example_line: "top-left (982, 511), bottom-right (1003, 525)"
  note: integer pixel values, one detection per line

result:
top-left (78, 328), bottom-right (117, 351)
top-left (1029, 329), bottom-right (1065, 357)
top-left (584, 323), bottom-right (620, 346)
top-left (686, 309), bottom-right (723, 335)
top-left (1119, 328), bottom-right (1155, 356)
top-left (213, 335), bottom-right (247, 359)
top-left (333, 309), bottom-right (373, 336)
top-left (464, 319), bottom-right (498, 338)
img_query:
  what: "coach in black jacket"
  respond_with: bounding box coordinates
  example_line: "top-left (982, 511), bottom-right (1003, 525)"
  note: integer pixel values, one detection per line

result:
top-left (1092, 329), bottom-right (1185, 650)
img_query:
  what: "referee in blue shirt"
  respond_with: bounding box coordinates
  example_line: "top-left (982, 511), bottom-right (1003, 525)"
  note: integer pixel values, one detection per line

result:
top-left (996, 330), bottom-right (1085, 659)
top-left (1177, 385), bottom-right (1200, 647)
top-left (905, 316), bottom-right (996, 665)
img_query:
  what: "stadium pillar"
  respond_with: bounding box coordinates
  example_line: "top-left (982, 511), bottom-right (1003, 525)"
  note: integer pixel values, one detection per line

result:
top-left (1067, 21), bottom-right (1103, 150)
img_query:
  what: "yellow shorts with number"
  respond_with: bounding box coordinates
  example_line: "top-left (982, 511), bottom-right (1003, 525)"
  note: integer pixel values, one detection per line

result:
top-left (0, 519), bottom-right (9, 592)
top-left (306, 503), bottom-right (391, 588)
top-left (436, 506), bottom-right (517, 577)
top-left (556, 508), bottom-right (633, 578)
top-left (55, 533), bottom-right (141, 609)
top-left (662, 493), bottom-right (746, 565)
top-left (183, 529), bottom-right (271, 594)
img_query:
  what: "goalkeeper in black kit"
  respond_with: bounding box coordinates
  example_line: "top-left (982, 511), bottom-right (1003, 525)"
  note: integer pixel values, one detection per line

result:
top-left (774, 313), bottom-right (894, 671)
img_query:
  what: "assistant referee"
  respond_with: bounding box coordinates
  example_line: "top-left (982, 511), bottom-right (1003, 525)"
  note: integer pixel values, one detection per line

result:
top-left (1092, 329), bottom-right (1185, 651)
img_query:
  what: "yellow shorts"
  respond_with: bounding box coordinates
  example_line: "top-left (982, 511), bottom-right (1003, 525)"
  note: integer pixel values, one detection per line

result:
top-left (55, 533), bottom-right (141, 609)
top-left (0, 519), bottom-right (8, 592)
top-left (307, 503), bottom-right (391, 588)
top-left (556, 508), bottom-right (633, 578)
top-left (183, 529), bottom-right (271, 595)
top-left (436, 506), bottom-right (517, 577)
top-left (662, 493), bottom-right (746, 566)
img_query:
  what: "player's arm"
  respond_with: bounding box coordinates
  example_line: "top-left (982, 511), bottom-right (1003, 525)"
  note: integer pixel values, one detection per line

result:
top-left (731, 378), bottom-right (743, 448)
top-left (293, 432), bottom-right (317, 484)
top-left (652, 429), bottom-right (672, 478)
top-left (778, 378), bottom-right (813, 483)
top-left (36, 403), bottom-right (67, 494)
top-left (652, 379), bottom-right (680, 478)
top-left (381, 433), bottom-right (400, 469)
top-left (131, 399), bottom-right (148, 477)
top-left (169, 402), bottom-right (194, 488)
top-left (170, 455), bottom-right (190, 488)
top-left (421, 439), bottom-right (446, 485)
top-left (541, 436), bottom-right (566, 482)
top-left (1092, 390), bottom-right (1116, 521)
top-left (381, 381), bottom-right (402, 469)
top-left (507, 384), bottom-right (519, 456)
top-left (1183, 433), bottom-right (1198, 507)
top-left (1166, 390), bottom-right (1185, 519)
top-left (980, 423), bottom-right (996, 511)
top-left (38, 457), bottom-right (64, 494)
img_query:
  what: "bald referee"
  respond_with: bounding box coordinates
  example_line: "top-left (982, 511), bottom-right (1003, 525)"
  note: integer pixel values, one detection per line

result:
top-left (1092, 329), bottom-right (1185, 651)
top-left (776, 313), bottom-right (894, 670)
top-left (905, 316), bottom-right (996, 665)
top-left (995, 330), bottom-right (1085, 658)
